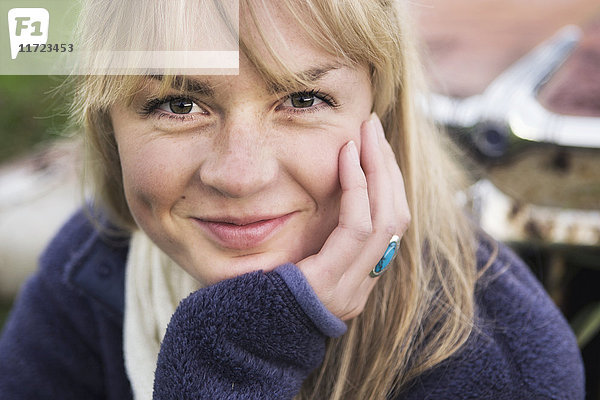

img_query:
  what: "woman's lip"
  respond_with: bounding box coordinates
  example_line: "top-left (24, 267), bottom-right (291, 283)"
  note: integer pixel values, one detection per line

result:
top-left (193, 212), bottom-right (295, 250)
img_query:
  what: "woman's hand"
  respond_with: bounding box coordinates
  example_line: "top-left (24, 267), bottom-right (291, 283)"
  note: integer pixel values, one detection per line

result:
top-left (296, 113), bottom-right (410, 320)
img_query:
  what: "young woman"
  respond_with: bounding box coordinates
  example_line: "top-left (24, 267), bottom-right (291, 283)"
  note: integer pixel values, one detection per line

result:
top-left (0, 0), bottom-right (584, 398)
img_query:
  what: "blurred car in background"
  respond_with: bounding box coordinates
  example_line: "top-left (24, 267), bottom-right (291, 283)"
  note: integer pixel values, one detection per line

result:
top-left (414, 0), bottom-right (599, 243)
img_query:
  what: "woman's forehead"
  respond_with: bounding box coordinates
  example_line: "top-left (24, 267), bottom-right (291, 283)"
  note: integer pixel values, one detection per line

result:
top-left (119, 4), bottom-right (355, 97)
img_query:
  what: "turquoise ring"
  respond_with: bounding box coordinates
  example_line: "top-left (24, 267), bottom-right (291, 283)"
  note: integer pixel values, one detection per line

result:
top-left (370, 235), bottom-right (400, 277)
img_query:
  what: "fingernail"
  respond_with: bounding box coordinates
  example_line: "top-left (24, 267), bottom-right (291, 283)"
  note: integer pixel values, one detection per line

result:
top-left (347, 140), bottom-right (360, 164)
top-left (370, 113), bottom-right (384, 143)
top-left (365, 116), bottom-right (375, 131)
top-left (367, 119), bottom-right (378, 143)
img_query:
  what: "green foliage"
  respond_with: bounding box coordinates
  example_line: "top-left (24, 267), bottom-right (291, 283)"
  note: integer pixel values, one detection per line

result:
top-left (0, 299), bottom-right (13, 331)
top-left (0, 75), bottom-right (70, 163)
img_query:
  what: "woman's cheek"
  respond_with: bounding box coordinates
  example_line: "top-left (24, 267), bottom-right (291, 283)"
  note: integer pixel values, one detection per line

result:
top-left (301, 125), bottom-right (361, 187)
top-left (119, 139), bottom-right (187, 213)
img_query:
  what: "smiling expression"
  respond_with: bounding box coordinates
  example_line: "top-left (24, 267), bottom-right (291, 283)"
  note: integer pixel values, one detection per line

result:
top-left (109, 6), bottom-right (374, 285)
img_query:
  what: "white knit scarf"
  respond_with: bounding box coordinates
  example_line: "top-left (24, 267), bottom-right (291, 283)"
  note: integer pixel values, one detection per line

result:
top-left (123, 230), bottom-right (202, 400)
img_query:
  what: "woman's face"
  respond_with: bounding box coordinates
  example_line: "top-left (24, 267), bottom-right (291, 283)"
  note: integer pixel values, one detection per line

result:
top-left (110, 7), bottom-right (373, 285)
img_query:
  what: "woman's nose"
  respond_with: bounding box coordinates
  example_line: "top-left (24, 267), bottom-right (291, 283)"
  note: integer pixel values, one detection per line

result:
top-left (199, 122), bottom-right (279, 198)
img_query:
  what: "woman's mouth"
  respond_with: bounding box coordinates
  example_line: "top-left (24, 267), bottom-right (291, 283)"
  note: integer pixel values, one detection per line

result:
top-left (193, 212), bottom-right (295, 250)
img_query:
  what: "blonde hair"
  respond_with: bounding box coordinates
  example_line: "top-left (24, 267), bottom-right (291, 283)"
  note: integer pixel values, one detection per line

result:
top-left (72, 0), bottom-right (481, 397)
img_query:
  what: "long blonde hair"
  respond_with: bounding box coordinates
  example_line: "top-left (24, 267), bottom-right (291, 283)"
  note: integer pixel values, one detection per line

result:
top-left (72, 0), bottom-right (480, 397)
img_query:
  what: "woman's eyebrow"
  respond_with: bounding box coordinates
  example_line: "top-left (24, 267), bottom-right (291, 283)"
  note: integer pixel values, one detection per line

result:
top-left (298, 65), bottom-right (340, 81)
top-left (149, 64), bottom-right (341, 95)
top-left (268, 64), bottom-right (341, 93)
top-left (149, 75), bottom-right (214, 96)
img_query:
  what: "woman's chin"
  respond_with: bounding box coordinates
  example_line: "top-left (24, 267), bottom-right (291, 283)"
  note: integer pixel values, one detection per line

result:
top-left (187, 249), bottom-right (301, 287)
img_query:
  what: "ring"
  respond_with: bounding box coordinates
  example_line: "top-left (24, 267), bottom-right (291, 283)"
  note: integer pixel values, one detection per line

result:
top-left (370, 235), bottom-right (400, 277)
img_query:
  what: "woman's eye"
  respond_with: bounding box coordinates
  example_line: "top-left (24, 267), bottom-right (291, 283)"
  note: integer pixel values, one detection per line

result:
top-left (285, 93), bottom-right (325, 109)
top-left (158, 98), bottom-right (202, 114)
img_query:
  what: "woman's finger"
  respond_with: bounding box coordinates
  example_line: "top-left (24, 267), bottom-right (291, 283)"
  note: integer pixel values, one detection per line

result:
top-left (373, 115), bottom-right (411, 234)
top-left (360, 117), bottom-right (397, 237)
top-left (341, 116), bottom-right (399, 283)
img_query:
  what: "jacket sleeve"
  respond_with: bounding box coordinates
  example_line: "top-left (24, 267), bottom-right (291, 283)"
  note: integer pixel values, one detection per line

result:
top-left (401, 240), bottom-right (585, 400)
top-left (153, 263), bottom-right (346, 399)
top-left (0, 263), bottom-right (106, 399)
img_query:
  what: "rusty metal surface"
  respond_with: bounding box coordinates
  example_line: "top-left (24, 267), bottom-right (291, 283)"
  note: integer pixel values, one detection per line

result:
top-left (487, 147), bottom-right (600, 210)
top-left (471, 180), bottom-right (600, 247)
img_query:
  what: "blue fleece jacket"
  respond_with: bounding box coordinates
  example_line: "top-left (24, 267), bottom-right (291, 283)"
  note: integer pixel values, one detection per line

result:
top-left (0, 210), bottom-right (585, 399)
